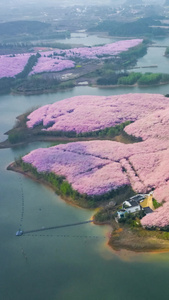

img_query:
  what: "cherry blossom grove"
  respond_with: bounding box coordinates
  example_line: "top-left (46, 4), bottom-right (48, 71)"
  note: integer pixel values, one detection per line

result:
top-left (0, 39), bottom-right (142, 78)
top-left (22, 137), bottom-right (169, 217)
top-left (124, 106), bottom-right (169, 141)
top-left (23, 90), bottom-right (169, 228)
top-left (29, 39), bottom-right (143, 75)
top-left (39, 39), bottom-right (143, 60)
top-left (0, 53), bottom-right (31, 78)
top-left (121, 99), bottom-right (169, 227)
top-left (26, 93), bottom-right (169, 132)
top-left (29, 56), bottom-right (75, 75)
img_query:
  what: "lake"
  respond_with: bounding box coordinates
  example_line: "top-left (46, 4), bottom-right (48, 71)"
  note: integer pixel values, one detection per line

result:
top-left (51, 32), bottom-right (118, 47)
top-left (128, 37), bottom-right (169, 74)
top-left (1, 36), bottom-right (169, 300)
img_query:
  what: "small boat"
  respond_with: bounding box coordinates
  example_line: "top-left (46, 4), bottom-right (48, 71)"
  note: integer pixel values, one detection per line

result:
top-left (16, 230), bottom-right (23, 236)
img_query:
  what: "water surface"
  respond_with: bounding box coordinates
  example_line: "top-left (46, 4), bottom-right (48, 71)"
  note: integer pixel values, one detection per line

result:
top-left (52, 32), bottom-right (117, 47)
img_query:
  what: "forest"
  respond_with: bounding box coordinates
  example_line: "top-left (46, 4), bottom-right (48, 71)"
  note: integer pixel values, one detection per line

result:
top-left (97, 71), bottom-right (169, 86)
top-left (89, 17), bottom-right (168, 37)
top-left (0, 20), bottom-right (70, 43)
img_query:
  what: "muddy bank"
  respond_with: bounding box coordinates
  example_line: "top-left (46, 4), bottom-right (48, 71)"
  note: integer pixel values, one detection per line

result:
top-left (109, 226), bottom-right (169, 253)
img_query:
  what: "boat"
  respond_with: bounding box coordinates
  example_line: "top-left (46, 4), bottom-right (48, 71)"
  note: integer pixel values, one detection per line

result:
top-left (16, 230), bottom-right (23, 236)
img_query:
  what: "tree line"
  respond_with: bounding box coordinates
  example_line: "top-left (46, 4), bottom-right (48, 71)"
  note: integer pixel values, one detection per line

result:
top-left (97, 72), bottom-right (169, 86)
top-left (15, 158), bottom-right (133, 209)
top-left (16, 53), bottom-right (41, 79)
top-left (36, 120), bottom-right (142, 143)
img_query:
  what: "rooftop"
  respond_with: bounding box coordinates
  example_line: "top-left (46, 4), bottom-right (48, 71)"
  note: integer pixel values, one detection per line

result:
top-left (128, 200), bottom-right (140, 208)
top-left (144, 207), bottom-right (153, 214)
top-left (129, 194), bottom-right (146, 203)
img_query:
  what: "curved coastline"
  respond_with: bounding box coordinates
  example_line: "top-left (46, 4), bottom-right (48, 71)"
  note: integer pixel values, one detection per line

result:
top-left (4, 91), bottom-right (169, 253)
top-left (9, 78), bottom-right (169, 96)
top-left (7, 161), bottom-right (169, 254)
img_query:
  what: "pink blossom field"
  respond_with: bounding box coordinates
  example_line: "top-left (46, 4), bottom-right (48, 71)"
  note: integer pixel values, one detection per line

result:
top-left (29, 56), bottom-right (75, 75)
top-left (124, 107), bottom-right (169, 141)
top-left (0, 39), bottom-right (142, 78)
top-left (23, 136), bottom-right (169, 227)
top-left (45, 39), bottom-right (143, 60)
top-left (23, 92), bottom-right (169, 228)
top-left (26, 93), bottom-right (169, 132)
top-left (0, 53), bottom-right (31, 78)
top-left (29, 39), bottom-right (142, 75)
top-left (123, 108), bottom-right (169, 228)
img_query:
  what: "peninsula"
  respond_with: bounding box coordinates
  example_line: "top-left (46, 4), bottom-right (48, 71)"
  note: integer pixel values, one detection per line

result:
top-left (7, 92), bottom-right (169, 252)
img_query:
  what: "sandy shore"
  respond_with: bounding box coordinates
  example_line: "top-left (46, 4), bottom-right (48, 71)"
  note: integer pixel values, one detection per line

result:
top-left (108, 226), bottom-right (169, 253)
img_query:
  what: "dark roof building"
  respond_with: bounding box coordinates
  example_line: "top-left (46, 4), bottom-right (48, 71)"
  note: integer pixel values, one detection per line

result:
top-left (144, 207), bottom-right (153, 215)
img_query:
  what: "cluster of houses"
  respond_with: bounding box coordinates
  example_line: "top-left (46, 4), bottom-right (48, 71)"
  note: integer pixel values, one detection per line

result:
top-left (117, 192), bottom-right (154, 220)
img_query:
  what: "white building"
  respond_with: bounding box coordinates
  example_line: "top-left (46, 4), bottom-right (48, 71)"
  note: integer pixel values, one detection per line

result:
top-left (117, 193), bottom-right (153, 220)
top-left (123, 199), bottom-right (141, 214)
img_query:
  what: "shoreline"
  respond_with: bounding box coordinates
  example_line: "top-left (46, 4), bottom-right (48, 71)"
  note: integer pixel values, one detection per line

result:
top-left (108, 226), bottom-right (169, 253)
top-left (10, 85), bottom-right (76, 96)
top-left (95, 81), bottom-right (169, 89)
top-left (9, 79), bottom-right (169, 96)
top-left (0, 135), bottom-right (105, 149)
top-left (7, 161), bottom-right (169, 254)
top-left (7, 162), bottom-right (89, 210)
top-left (0, 134), bottom-right (129, 149)
top-left (0, 113), bottom-right (136, 149)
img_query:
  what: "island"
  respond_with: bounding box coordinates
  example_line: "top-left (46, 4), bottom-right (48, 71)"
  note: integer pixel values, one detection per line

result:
top-left (6, 92), bottom-right (169, 252)
top-left (0, 39), bottom-right (148, 95)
